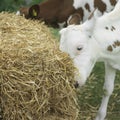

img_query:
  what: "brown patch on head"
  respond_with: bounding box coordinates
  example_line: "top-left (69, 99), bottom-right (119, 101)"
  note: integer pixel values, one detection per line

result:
top-left (107, 45), bottom-right (113, 52)
top-left (68, 13), bottom-right (81, 25)
top-left (85, 3), bottom-right (91, 12)
top-left (94, 0), bottom-right (106, 14)
top-left (110, 0), bottom-right (117, 6)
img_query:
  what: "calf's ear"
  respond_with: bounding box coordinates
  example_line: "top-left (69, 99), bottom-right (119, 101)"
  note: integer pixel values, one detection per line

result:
top-left (29, 4), bottom-right (40, 19)
top-left (83, 9), bottom-right (98, 33)
top-left (67, 13), bottom-right (81, 25)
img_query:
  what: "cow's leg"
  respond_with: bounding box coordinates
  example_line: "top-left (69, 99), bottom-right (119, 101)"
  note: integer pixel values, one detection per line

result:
top-left (95, 63), bottom-right (116, 120)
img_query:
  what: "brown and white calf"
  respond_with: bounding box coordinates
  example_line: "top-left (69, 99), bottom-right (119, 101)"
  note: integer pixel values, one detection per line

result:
top-left (18, 0), bottom-right (118, 28)
top-left (59, 0), bottom-right (120, 119)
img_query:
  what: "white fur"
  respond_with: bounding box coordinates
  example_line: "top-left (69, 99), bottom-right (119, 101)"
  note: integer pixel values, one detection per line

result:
top-left (73, 0), bottom-right (94, 9)
top-left (60, 0), bottom-right (120, 120)
top-left (58, 22), bottom-right (66, 29)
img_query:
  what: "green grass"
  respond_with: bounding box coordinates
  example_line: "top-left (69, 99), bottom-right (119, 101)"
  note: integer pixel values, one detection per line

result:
top-left (49, 27), bottom-right (60, 39)
top-left (50, 28), bottom-right (120, 120)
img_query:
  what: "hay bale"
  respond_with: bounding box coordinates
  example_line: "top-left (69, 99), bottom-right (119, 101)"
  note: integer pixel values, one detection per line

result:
top-left (0, 12), bottom-right (79, 120)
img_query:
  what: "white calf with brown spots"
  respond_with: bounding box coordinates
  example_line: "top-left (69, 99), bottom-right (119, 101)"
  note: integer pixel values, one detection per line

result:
top-left (72, 0), bottom-right (118, 22)
top-left (59, 0), bottom-right (120, 120)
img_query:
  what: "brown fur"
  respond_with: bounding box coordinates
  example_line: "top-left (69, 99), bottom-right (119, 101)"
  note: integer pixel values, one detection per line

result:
top-left (29, 0), bottom-right (75, 28)
top-left (110, 0), bottom-right (117, 6)
top-left (107, 45), bottom-right (113, 52)
top-left (19, 7), bottom-right (29, 18)
top-left (85, 3), bottom-right (91, 12)
top-left (19, 0), bottom-right (117, 28)
top-left (94, 0), bottom-right (106, 14)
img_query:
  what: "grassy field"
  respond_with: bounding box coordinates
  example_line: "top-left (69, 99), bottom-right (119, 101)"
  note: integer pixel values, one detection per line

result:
top-left (51, 28), bottom-right (120, 120)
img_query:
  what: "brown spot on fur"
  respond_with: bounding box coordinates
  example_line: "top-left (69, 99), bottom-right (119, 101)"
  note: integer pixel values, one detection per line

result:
top-left (94, 0), bottom-right (106, 14)
top-left (110, 0), bottom-right (117, 6)
top-left (111, 26), bottom-right (116, 31)
top-left (85, 3), bottom-right (91, 12)
top-left (113, 44), bottom-right (116, 48)
top-left (112, 40), bottom-right (120, 49)
top-left (114, 40), bottom-right (120, 46)
top-left (107, 45), bottom-right (113, 52)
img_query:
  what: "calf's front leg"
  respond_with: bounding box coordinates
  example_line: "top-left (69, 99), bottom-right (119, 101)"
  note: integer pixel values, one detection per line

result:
top-left (95, 63), bottom-right (116, 120)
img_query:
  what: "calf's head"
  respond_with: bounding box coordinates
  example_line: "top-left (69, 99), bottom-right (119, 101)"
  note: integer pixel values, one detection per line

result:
top-left (59, 11), bottom-right (99, 87)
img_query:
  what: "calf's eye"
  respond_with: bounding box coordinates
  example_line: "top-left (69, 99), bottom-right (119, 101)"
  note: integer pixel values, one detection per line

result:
top-left (77, 47), bottom-right (83, 51)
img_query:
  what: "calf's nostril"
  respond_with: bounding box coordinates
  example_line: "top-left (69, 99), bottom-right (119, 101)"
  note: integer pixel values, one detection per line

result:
top-left (74, 81), bottom-right (79, 88)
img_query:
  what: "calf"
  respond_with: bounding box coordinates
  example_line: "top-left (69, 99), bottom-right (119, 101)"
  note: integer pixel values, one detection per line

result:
top-left (18, 0), bottom-right (76, 28)
top-left (18, 0), bottom-right (117, 28)
top-left (59, 0), bottom-right (120, 120)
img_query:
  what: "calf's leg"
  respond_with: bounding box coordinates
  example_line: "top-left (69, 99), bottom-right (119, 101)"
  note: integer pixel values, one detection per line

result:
top-left (95, 63), bottom-right (116, 120)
